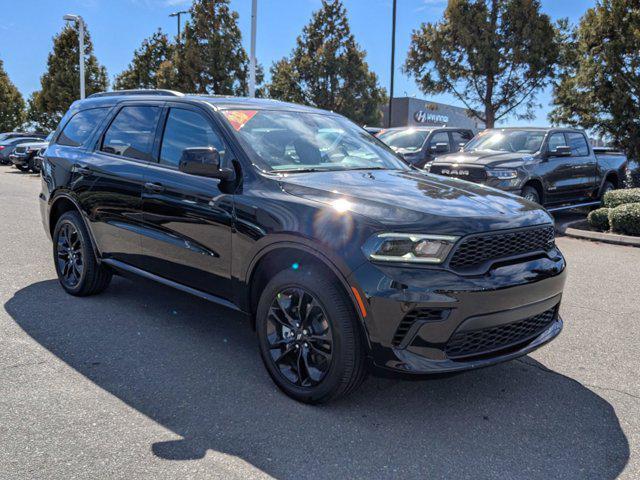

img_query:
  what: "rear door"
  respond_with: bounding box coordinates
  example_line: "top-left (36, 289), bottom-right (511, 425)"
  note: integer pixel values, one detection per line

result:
top-left (75, 102), bottom-right (163, 267)
top-left (140, 103), bottom-right (234, 300)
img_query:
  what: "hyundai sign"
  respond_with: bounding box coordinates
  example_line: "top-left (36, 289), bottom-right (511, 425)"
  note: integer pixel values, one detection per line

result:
top-left (414, 110), bottom-right (449, 124)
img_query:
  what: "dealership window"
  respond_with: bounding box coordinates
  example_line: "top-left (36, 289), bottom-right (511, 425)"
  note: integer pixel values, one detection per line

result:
top-left (57, 108), bottom-right (109, 147)
top-left (428, 132), bottom-right (450, 152)
top-left (101, 106), bottom-right (161, 161)
top-left (566, 132), bottom-right (589, 156)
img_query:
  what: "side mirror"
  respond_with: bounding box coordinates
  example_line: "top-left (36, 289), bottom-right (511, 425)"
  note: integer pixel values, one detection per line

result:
top-left (430, 142), bottom-right (450, 154)
top-left (549, 145), bottom-right (572, 157)
top-left (178, 147), bottom-right (235, 180)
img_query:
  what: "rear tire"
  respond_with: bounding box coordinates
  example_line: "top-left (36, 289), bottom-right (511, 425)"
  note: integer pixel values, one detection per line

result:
top-left (256, 267), bottom-right (367, 404)
top-left (53, 211), bottom-right (112, 296)
top-left (600, 181), bottom-right (615, 203)
top-left (521, 185), bottom-right (541, 205)
top-left (15, 164), bottom-right (29, 172)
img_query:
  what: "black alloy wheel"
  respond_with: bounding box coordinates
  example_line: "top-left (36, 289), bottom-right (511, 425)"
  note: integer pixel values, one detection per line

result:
top-left (53, 211), bottom-right (112, 296)
top-left (266, 287), bottom-right (333, 387)
top-left (256, 267), bottom-right (367, 404)
top-left (56, 222), bottom-right (84, 288)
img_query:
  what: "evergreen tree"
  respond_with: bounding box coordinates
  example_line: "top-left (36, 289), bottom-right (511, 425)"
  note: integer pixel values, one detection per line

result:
top-left (28, 22), bottom-right (108, 131)
top-left (268, 0), bottom-right (386, 126)
top-left (157, 0), bottom-right (262, 95)
top-left (0, 59), bottom-right (25, 131)
top-left (404, 0), bottom-right (564, 128)
top-left (550, 0), bottom-right (640, 168)
top-left (114, 30), bottom-right (173, 90)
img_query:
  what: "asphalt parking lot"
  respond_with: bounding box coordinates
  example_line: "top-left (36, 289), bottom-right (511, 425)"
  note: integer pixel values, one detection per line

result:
top-left (0, 165), bottom-right (638, 480)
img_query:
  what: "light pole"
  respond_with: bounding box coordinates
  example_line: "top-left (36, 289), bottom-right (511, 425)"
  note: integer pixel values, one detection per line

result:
top-left (63, 14), bottom-right (85, 99)
top-left (249, 0), bottom-right (257, 97)
top-left (388, 0), bottom-right (397, 128)
top-left (169, 10), bottom-right (189, 45)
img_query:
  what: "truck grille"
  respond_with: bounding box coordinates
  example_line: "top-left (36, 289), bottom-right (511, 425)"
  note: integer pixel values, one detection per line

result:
top-left (445, 306), bottom-right (558, 359)
top-left (449, 226), bottom-right (555, 271)
top-left (430, 164), bottom-right (487, 181)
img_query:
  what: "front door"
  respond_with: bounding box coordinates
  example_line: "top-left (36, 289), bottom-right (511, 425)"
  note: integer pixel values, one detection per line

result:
top-left (545, 132), bottom-right (597, 203)
top-left (140, 104), bottom-right (234, 300)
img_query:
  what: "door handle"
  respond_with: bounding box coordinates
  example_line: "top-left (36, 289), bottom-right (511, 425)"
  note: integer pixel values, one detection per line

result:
top-left (74, 165), bottom-right (92, 175)
top-left (144, 182), bottom-right (165, 193)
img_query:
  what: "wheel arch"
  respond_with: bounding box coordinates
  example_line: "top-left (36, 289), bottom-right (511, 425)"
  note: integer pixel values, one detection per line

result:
top-left (522, 178), bottom-right (545, 204)
top-left (244, 242), bottom-right (369, 344)
top-left (49, 194), bottom-right (101, 258)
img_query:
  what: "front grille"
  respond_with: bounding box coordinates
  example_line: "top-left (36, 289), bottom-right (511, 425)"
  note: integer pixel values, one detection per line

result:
top-left (445, 306), bottom-right (558, 359)
top-left (430, 164), bottom-right (487, 181)
top-left (392, 309), bottom-right (447, 347)
top-left (449, 226), bottom-right (555, 271)
top-left (14, 146), bottom-right (26, 154)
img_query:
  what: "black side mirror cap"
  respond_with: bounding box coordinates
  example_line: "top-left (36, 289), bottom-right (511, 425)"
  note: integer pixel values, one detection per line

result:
top-left (178, 147), bottom-right (235, 181)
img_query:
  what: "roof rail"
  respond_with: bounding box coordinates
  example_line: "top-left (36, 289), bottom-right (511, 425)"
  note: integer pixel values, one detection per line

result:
top-left (87, 89), bottom-right (184, 98)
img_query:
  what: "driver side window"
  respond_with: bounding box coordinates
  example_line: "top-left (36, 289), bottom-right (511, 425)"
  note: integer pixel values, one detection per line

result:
top-left (428, 132), bottom-right (450, 152)
top-left (547, 133), bottom-right (566, 153)
top-left (159, 108), bottom-right (226, 168)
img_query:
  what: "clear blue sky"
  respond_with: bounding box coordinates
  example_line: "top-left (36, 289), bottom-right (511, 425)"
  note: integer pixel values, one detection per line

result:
top-left (0, 0), bottom-right (595, 126)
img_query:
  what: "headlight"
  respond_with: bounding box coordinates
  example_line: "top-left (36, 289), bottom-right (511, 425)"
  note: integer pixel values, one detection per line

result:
top-left (362, 233), bottom-right (459, 264)
top-left (487, 168), bottom-right (518, 179)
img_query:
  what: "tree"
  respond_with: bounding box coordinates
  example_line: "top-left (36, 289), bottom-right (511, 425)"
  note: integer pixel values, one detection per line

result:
top-left (404, 0), bottom-right (564, 128)
top-left (550, 0), bottom-right (640, 172)
top-left (267, 0), bottom-right (386, 126)
top-left (0, 59), bottom-right (25, 131)
top-left (28, 23), bottom-right (108, 131)
top-left (114, 30), bottom-right (173, 90)
top-left (157, 0), bottom-right (261, 95)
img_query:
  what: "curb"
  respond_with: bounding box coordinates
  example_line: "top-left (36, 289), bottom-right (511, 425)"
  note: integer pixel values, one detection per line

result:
top-left (558, 219), bottom-right (640, 248)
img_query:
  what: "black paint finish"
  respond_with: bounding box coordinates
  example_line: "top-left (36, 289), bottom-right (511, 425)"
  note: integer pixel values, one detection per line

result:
top-left (40, 94), bottom-right (567, 377)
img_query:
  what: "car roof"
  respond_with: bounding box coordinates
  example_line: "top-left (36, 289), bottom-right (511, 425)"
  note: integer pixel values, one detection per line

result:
top-left (72, 92), bottom-right (331, 115)
top-left (485, 127), bottom-right (583, 132)
top-left (380, 126), bottom-right (470, 132)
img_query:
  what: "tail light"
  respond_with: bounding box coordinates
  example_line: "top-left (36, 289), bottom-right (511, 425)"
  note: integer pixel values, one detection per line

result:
top-left (0, 146), bottom-right (5, 151)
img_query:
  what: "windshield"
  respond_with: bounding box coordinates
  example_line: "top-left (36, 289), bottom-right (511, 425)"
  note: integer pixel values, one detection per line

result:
top-left (464, 130), bottom-right (545, 154)
top-left (377, 129), bottom-right (430, 152)
top-left (220, 109), bottom-right (408, 173)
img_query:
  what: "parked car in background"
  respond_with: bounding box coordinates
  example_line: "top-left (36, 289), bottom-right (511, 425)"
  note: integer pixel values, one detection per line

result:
top-left (376, 126), bottom-right (474, 168)
top-left (0, 132), bottom-right (46, 142)
top-left (41, 92), bottom-right (566, 404)
top-left (0, 136), bottom-right (44, 165)
top-left (9, 133), bottom-right (52, 172)
top-left (429, 127), bottom-right (628, 211)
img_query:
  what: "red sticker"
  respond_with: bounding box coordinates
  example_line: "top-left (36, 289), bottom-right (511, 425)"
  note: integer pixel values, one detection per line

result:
top-left (222, 110), bottom-right (258, 131)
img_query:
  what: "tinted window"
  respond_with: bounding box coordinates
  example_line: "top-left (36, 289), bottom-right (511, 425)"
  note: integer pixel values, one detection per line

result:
top-left (58, 108), bottom-right (108, 147)
top-left (464, 130), bottom-right (545, 153)
top-left (566, 132), bottom-right (589, 156)
top-left (428, 132), bottom-right (451, 152)
top-left (101, 106), bottom-right (161, 161)
top-left (377, 129), bottom-right (430, 152)
top-left (451, 130), bottom-right (473, 149)
top-left (160, 108), bottom-right (226, 167)
top-left (547, 133), bottom-right (566, 152)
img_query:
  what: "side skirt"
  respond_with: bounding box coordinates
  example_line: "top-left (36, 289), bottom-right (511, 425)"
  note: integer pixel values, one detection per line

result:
top-left (102, 258), bottom-right (243, 313)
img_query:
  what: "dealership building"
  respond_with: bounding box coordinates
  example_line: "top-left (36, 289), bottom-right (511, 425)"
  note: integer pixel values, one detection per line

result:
top-left (381, 97), bottom-right (485, 132)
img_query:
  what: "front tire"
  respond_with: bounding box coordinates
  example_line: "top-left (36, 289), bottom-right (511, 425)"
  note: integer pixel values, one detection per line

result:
top-left (15, 164), bottom-right (29, 172)
top-left (256, 267), bottom-right (367, 404)
top-left (53, 211), bottom-right (112, 296)
top-left (600, 181), bottom-right (615, 202)
top-left (521, 185), bottom-right (541, 205)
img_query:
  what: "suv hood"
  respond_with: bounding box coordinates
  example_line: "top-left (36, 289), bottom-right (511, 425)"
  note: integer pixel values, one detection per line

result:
top-left (279, 169), bottom-right (551, 235)
top-left (433, 150), bottom-right (536, 168)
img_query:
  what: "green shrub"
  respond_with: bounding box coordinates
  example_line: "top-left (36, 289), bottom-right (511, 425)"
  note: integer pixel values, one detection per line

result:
top-left (609, 203), bottom-right (640, 236)
top-left (603, 188), bottom-right (640, 208)
top-left (587, 208), bottom-right (610, 231)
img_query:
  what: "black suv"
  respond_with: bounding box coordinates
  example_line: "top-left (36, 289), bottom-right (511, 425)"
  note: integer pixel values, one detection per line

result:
top-left (40, 92), bottom-right (566, 403)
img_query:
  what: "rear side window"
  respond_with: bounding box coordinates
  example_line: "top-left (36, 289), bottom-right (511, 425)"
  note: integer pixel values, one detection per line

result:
top-left (57, 108), bottom-right (109, 147)
top-left (566, 132), bottom-right (590, 156)
top-left (159, 108), bottom-right (227, 167)
top-left (101, 106), bottom-right (161, 161)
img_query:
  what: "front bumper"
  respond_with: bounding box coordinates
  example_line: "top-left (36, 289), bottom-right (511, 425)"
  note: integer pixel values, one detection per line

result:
top-left (349, 247), bottom-right (566, 377)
